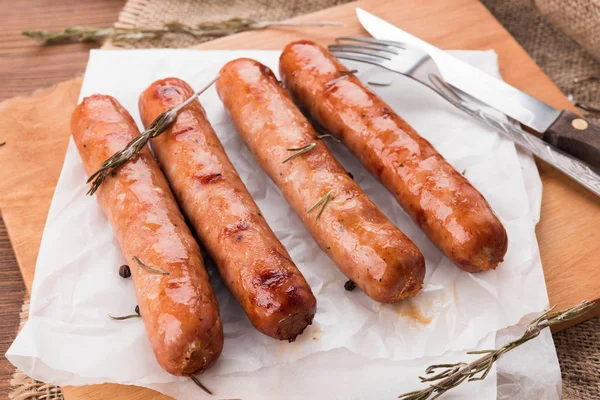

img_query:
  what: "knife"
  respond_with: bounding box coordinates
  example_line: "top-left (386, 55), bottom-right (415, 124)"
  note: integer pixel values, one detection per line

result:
top-left (356, 8), bottom-right (600, 171)
top-left (428, 75), bottom-right (600, 197)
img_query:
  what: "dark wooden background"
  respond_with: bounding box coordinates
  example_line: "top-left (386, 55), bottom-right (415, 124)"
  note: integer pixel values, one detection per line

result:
top-left (0, 1), bottom-right (125, 396)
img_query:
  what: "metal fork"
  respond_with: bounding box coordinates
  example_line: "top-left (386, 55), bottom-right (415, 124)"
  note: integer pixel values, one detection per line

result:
top-left (329, 37), bottom-right (450, 98)
top-left (326, 37), bottom-right (600, 197)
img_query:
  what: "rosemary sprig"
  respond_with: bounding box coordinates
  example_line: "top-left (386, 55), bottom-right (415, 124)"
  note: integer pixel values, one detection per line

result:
top-left (398, 300), bottom-right (595, 400)
top-left (134, 256), bottom-right (170, 275)
top-left (86, 75), bottom-right (218, 195)
top-left (22, 19), bottom-right (342, 45)
top-left (191, 376), bottom-right (213, 395)
top-left (109, 314), bottom-right (141, 321)
top-left (282, 143), bottom-right (316, 163)
top-left (307, 190), bottom-right (333, 220)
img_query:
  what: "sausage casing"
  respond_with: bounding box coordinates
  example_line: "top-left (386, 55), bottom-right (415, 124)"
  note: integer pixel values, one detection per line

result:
top-left (279, 41), bottom-right (508, 272)
top-left (139, 78), bottom-right (316, 341)
top-left (217, 59), bottom-right (425, 303)
top-left (71, 95), bottom-right (223, 375)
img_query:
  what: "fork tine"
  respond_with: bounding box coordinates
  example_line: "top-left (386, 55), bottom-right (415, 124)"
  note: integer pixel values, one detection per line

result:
top-left (328, 42), bottom-right (399, 55)
top-left (336, 36), bottom-right (405, 50)
top-left (329, 45), bottom-right (393, 61)
top-left (329, 52), bottom-right (394, 73)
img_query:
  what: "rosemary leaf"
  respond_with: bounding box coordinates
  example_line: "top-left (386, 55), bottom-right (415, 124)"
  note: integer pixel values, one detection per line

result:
top-left (23, 19), bottom-right (342, 45)
top-left (465, 349), bottom-right (495, 355)
top-left (368, 81), bottom-right (392, 87)
top-left (398, 300), bottom-right (594, 400)
top-left (0, 142), bottom-right (6, 147)
top-left (315, 131), bottom-right (341, 143)
top-left (86, 75), bottom-right (218, 195)
top-left (339, 69), bottom-right (358, 75)
top-left (109, 314), bottom-right (141, 321)
top-left (191, 376), bottom-right (213, 395)
top-left (134, 256), bottom-right (170, 275)
top-left (307, 190), bottom-right (333, 220)
top-left (282, 143), bottom-right (316, 163)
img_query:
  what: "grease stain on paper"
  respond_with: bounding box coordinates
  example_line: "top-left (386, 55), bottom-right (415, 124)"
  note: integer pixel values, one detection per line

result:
top-left (452, 282), bottom-right (459, 307)
top-left (312, 326), bottom-right (321, 341)
top-left (395, 299), bottom-right (432, 326)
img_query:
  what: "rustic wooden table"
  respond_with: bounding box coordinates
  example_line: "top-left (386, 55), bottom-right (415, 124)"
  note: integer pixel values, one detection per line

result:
top-left (0, 1), bottom-right (125, 396)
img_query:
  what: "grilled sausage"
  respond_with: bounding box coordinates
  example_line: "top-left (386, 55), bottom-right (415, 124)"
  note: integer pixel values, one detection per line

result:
top-left (279, 41), bottom-right (508, 272)
top-left (216, 59), bottom-right (425, 303)
top-left (71, 95), bottom-right (223, 375)
top-left (139, 78), bottom-right (316, 341)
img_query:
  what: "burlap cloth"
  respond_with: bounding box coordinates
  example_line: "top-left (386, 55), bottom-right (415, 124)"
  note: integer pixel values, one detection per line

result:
top-left (534, 0), bottom-right (600, 66)
top-left (9, 0), bottom-right (600, 399)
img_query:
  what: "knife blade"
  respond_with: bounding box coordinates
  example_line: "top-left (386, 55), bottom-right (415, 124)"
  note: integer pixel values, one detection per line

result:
top-left (428, 75), bottom-right (600, 197)
top-left (356, 8), bottom-right (600, 170)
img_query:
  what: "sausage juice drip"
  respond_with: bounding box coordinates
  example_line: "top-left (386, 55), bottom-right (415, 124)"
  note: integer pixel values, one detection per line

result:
top-left (71, 95), bottom-right (223, 376)
top-left (217, 59), bottom-right (425, 303)
top-left (139, 78), bottom-right (316, 341)
top-left (279, 41), bottom-right (508, 272)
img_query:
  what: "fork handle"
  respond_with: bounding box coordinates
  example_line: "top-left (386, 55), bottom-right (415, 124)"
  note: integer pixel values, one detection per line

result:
top-left (543, 110), bottom-right (600, 170)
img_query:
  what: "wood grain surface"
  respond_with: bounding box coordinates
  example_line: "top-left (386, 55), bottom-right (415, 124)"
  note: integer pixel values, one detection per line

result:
top-left (0, 0), bottom-right (125, 397)
top-left (0, 0), bottom-right (598, 399)
top-left (0, 217), bottom-right (26, 398)
top-left (0, 0), bottom-right (126, 102)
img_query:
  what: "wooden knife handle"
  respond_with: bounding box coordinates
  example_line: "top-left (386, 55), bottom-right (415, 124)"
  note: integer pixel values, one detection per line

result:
top-left (544, 110), bottom-right (600, 170)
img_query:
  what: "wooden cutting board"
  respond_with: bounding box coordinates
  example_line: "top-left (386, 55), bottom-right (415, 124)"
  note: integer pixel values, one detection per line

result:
top-left (0, 0), bottom-right (598, 398)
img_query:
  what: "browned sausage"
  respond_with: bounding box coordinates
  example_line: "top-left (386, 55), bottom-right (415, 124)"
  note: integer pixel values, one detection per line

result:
top-left (279, 41), bottom-right (508, 272)
top-left (71, 95), bottom-right (223, 375)
top-left (216, 59), bottom-right (425, 303)
top-left (139, 78), bottom-right (316, 341)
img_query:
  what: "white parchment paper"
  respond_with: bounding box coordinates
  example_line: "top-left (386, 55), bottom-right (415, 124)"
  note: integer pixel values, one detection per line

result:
top-left (7, 49), bottom-right (559, 399)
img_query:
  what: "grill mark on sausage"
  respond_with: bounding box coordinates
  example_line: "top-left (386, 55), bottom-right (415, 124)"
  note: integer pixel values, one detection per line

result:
top-left (414, 207), bottom-right (426, 228)
top-left (194, 172), bottom-right (222, 185)
top-left (172, 125), bottom-right (195, 138)
top-left (220, 220), bottom-right (249, 240)
top-left (254, 269), bottom-right (291, 288)
top-left (251, 248), bottom-right (294, 291)
top-left (155, 85), bottom-right (182, 99)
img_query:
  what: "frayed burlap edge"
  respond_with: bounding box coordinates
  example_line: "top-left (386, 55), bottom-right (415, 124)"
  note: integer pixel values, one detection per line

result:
top-left (109, 0), bottom-right (351, 49)
top-left (8, 300), bottom-right (64, 400)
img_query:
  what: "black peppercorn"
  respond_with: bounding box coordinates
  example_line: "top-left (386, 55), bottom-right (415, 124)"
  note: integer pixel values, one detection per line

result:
top-left (135, 305), bottom-right (140, 316)
top-left (119, 264), bottom-right (131, 278)
top-left (347, 171), bottom-right (354, 180)
top-left (344, 280), bottom-right (356, 291)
